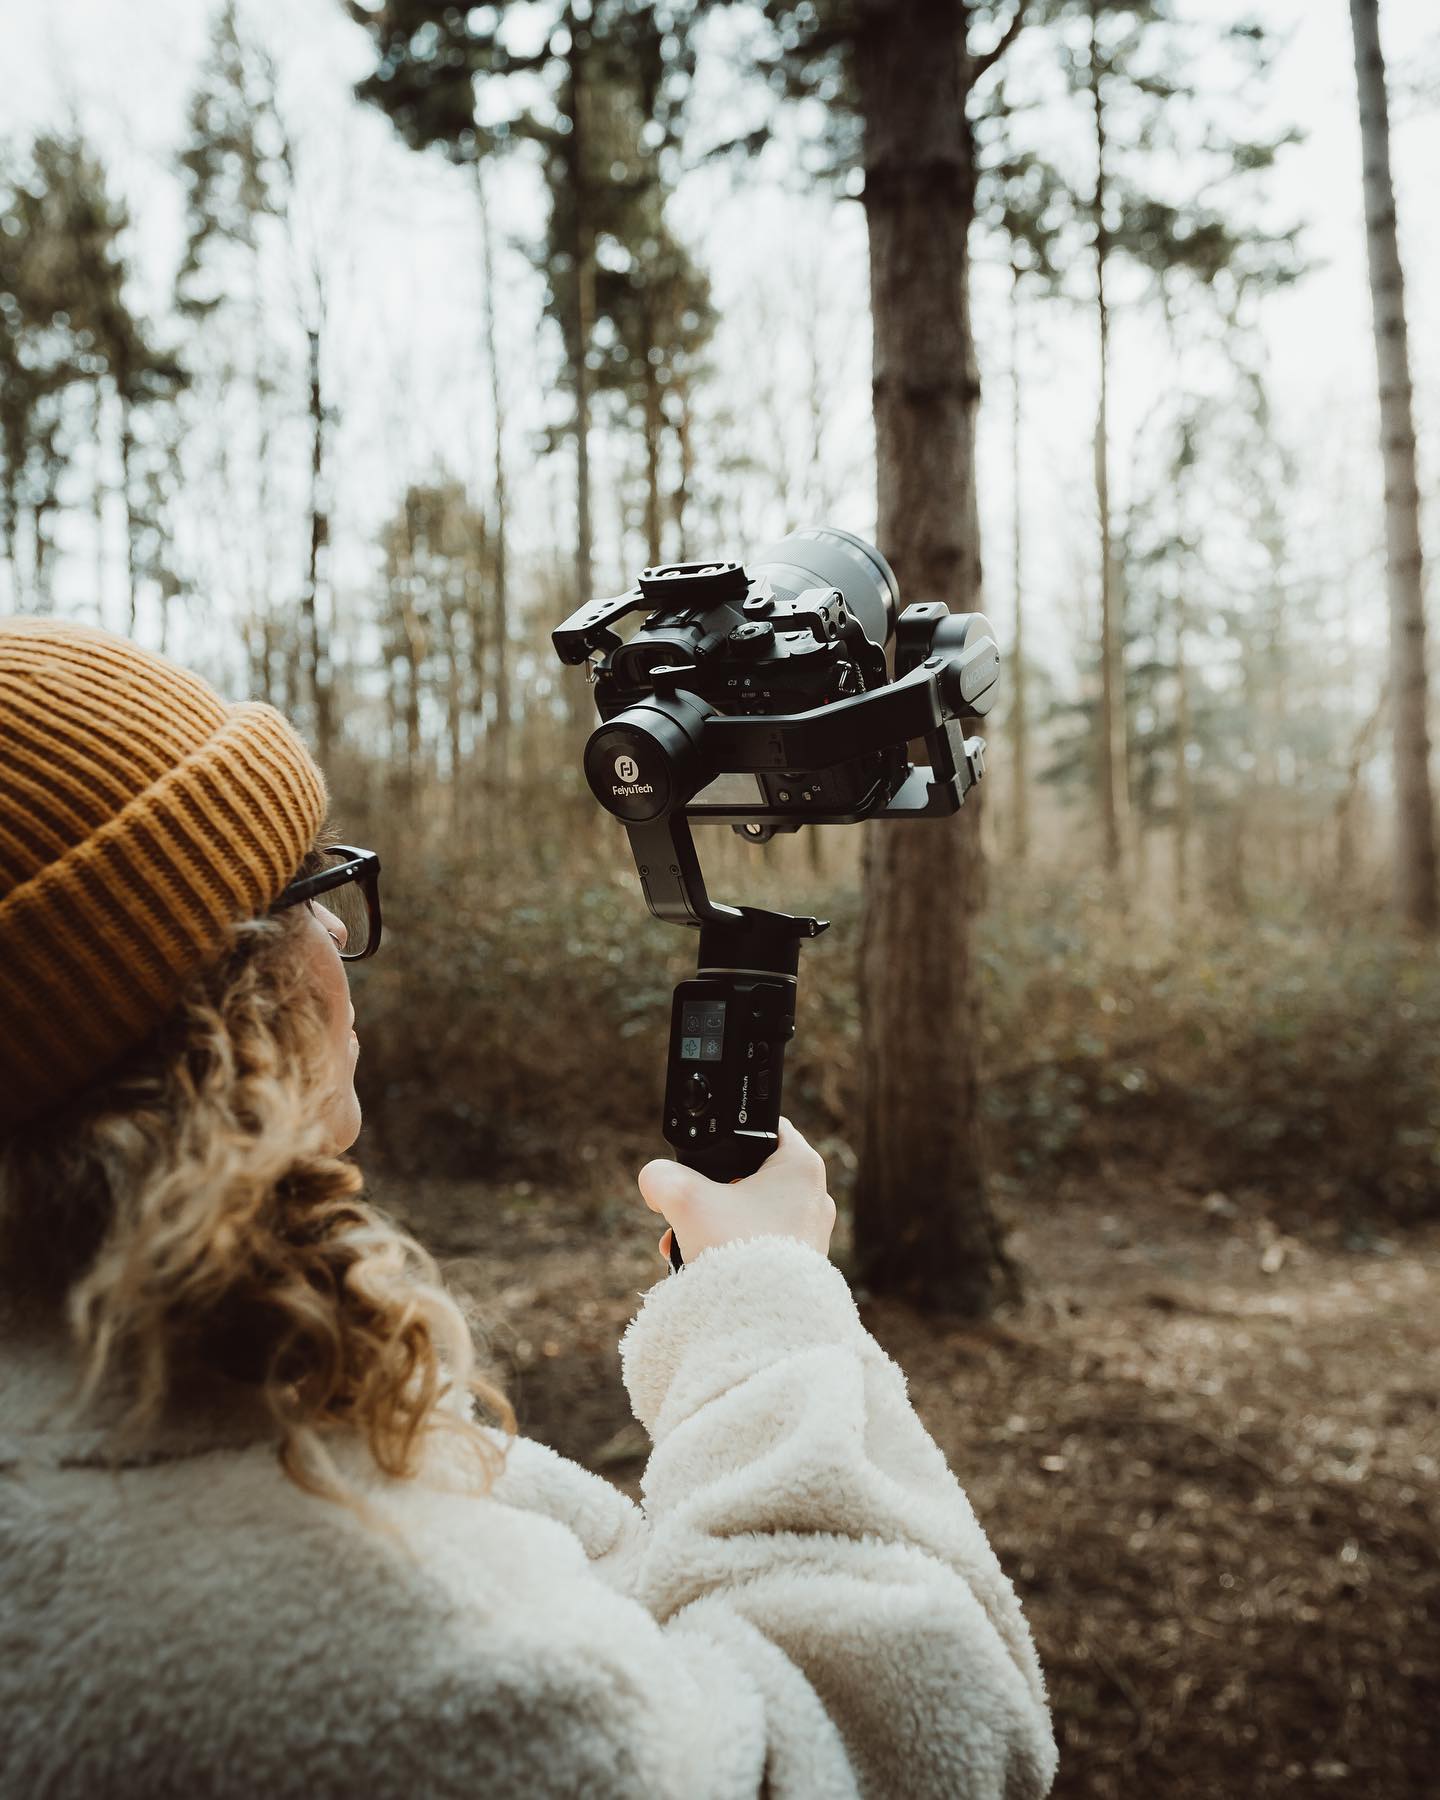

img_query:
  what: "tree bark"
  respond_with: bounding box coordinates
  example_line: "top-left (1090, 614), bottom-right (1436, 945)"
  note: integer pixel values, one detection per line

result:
top-left (441, 583), bottom-right (465, 808)
top-left (1009, 261), bottom-right (1029, 863)
top-left (1173, 580), bottom-right (1191, 907)
top-left (671, 379), bottom-right (693, 552)
top-left (0, 465), bottom-right (18, 602)
top-left (643, 317), bottom-right (663, 567)
top-left (567, 18), bottom-right (595, 611)
top-left (1349, 0), bottom-right (1437, 933)
top-left (398, 502), bottom-right (425, 790)
top-left (475, 159), bottom-right (510, 787)
top-left (301, 324), bottom-right (335, 766)
top-left (852, 0), bottom-right (1016, 1316)
top-left (119, 398), bottom-right (137, 635)
top-left (1089, 1), bottom-right (1130, 879)
top-left (91, 381), bottom-right (109, 629)
top-left (559, 16), bottom-right (601, 813)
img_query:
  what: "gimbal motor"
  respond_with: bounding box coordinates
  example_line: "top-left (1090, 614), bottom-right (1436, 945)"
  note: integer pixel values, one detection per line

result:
top-left (554, 526), bottom-right (999, 1268)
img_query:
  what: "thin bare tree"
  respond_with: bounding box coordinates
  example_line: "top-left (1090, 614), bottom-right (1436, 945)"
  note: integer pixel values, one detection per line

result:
top-left (1349, 0), bottom-right (1437, 932)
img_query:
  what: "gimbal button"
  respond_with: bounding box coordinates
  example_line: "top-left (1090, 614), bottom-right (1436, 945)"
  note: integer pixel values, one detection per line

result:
top-left (729, 620), bottom-right (775, 657)
top-left (682, 1072), bottom-right (712, 1115)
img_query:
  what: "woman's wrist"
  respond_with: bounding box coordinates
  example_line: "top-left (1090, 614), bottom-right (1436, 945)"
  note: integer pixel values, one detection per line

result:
top-left (620, 1235), bottom-right (862, 1436)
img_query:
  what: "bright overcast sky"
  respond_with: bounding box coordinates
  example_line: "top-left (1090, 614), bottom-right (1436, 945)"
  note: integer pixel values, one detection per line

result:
top-left (2, 0), bottom-right (1437, 693)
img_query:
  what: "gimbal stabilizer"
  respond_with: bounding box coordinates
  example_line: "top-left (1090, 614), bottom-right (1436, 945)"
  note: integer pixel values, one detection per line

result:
top-left (553, 528), bottom-right (998, 1270)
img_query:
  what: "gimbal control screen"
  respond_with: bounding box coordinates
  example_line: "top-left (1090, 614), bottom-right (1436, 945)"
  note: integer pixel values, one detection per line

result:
top-left (680, 1001), bottom-right (726, 1063)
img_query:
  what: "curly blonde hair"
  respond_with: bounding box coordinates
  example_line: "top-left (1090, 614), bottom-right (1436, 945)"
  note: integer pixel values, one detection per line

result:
top-left (0, 876), bottom-right (514, 1505)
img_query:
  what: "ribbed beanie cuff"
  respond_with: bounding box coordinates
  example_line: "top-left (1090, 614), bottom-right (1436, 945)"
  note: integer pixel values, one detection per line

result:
top-left (0, 621), bottom-right (328, 1128)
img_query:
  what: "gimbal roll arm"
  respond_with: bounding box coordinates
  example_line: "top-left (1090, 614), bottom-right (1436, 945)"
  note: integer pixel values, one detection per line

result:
top-left (586, 634), bottom-right (993, 931)
top-left (703, 623), bottom-right (992, 754)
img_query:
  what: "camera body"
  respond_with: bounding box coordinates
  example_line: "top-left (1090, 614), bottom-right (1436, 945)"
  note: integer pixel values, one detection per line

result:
top-left (589, 546), bottom-right (892, 826)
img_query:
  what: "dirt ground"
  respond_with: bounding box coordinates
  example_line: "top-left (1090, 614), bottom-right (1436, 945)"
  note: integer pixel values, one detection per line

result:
top-left (376, 1166), bottom-right (1440, 1800)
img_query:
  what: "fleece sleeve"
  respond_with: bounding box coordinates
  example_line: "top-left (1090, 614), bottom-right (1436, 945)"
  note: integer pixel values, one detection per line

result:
top-left (610, 1234), bottom-right (1057, 1799)
top-left (484, 1431), bottom-right (651, 1595)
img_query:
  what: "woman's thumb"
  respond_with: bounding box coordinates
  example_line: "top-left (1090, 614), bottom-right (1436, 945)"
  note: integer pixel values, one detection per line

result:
top-left (637, 1157), bottom-right (709, 1217)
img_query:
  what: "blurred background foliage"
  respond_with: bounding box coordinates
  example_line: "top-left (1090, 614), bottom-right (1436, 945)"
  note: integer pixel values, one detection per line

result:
top-left (1, 0), bottom-right (1438, 1233)
top-left (347, 826), bottom-right (1440, 1226)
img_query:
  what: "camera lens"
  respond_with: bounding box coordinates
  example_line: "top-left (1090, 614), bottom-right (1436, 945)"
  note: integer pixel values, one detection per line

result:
top-left (750, 527), bottom-right (899, 649)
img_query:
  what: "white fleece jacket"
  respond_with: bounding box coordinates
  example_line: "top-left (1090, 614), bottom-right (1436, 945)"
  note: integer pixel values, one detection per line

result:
top-left (0, 1236), bottom-right (1056, 1799)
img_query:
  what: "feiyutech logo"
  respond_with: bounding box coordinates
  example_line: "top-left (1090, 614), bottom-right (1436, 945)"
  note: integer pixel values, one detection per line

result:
top-left (610, 747), bottom-right (654, 799)
top-left (613, 782), bottom-right (655, 797)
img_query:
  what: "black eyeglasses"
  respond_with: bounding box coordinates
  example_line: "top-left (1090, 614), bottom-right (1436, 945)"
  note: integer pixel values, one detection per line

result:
top-left (271, 844), bottom-right (383, 960)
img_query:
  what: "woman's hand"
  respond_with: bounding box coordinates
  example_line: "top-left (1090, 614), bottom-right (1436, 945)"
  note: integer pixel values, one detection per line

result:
top-left (637, 1117), bottom-right (837, 1264)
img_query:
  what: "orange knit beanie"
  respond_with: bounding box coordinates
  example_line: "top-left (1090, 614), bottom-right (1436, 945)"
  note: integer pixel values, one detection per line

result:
top-left (0, 618), bottom-right (328, 1130)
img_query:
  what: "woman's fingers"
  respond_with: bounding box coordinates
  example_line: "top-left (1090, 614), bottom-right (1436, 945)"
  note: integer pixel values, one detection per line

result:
top-left (636, 1118), bottom-right (835, 1264)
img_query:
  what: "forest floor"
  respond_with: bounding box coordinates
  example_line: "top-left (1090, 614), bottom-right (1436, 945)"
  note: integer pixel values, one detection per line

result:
top-left (375, 1164), bottom-right (1440, 1800)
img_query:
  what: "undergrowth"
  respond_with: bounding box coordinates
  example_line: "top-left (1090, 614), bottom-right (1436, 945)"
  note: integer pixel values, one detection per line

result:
top-left (350, 842), bottom-right (1440, 1224)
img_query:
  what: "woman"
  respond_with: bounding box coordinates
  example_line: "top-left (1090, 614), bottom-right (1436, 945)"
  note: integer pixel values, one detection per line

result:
top-left (0, 618), bottom-right (1056, 1798)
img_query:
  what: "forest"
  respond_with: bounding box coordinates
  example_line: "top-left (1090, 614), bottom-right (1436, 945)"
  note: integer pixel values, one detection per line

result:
top-left (2, 0), bottom-right (1438, 1792)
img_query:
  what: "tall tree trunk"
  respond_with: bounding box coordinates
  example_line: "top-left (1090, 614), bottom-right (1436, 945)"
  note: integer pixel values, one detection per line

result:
top-left (92, 381), bottom-right (109, 629)
top-left (1350, 0), bottom-right (1437, 933)
top-left (241, 612), bottom-right (265, 703)
top-left (852, 0), bottom-right (1016, 1317)
top-left (120, 398), bottom-right (138, 635)
top-left (441, 588), bottom-right (465, 816)
top-left (1173, 582), bottom-right (1191, 907)
top-left (1171, 409), bottom-right (1193, 908)
top-left (805, 276), bottom-right (829, 523)
top-left (301, 325), bottom-right (335, 766)
top-left (465, 516), bottom-right (489, 793)
top-left (261, 613), bottom-right (284, 711)
top-left (398, 594), bottom-right (424, 789)
top-left (574, 254), bottom-right (594, 602)
top-left (475, 160), bottom-right (511, 788)
top-left (32, 424), bottom-right (61, 611)
top-left (671, 380), bottom-right (694, 553)
top-left (0, 466), bottom-right (19, 604)
top-left (560, 20), bottom-right (600, 818)
top-left (643, 312), bottom-right (663, 567)
top-left (1089, 2), bottom-right (1129, 878)
top-left (640, 284), bottom-right (662, 565)
top-left (1009, 262), bottom-right (1029, 863)
top-left (567, 23), bottom-right (594, 610)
